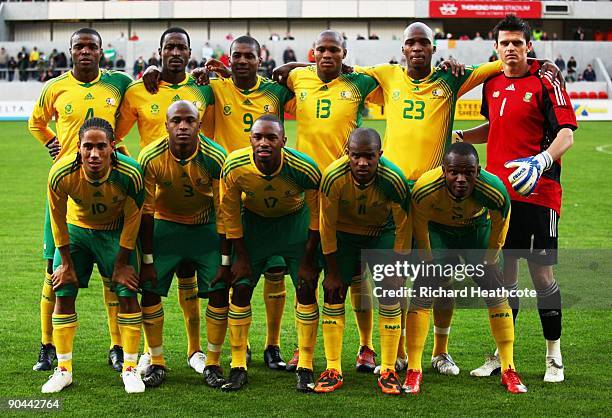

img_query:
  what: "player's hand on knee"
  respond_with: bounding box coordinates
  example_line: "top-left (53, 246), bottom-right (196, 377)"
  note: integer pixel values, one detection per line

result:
top-left (211, 265), bottom-right (232, 288)
top-left (481, 263), bottom-right (504, 290)
top-left (230, 257), bottom-right (252, 284)
top-left (46, 137), bottom-right (61, 159)
top-left (505, 151), bottom-right (553, 196)
top-left (298, 258), bottom-right (319, 288)
top-left (323, 272), bottom-right (344, 301)
top-left (139, 263), bottom-right (157, 290)
top-left (142, 65), bottom-right (161, 94)
top-left (51, 264), bottom-right (78, 291)
top-left (112, 264), bottom-right (140, 292)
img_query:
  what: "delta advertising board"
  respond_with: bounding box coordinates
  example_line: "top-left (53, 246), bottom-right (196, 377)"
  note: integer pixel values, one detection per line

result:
top-left (429, 1), bottom-right (542, 19)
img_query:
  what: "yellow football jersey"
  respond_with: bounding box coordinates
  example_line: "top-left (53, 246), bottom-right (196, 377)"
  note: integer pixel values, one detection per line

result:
top-left (411, 166), bottom-right (510, 263)
top-left (47, 153), bottom-right (144, 250)
top-left (206, 76), bottom-right (295, 153)
top-left (287, 66), bottom-right (379, 170)
top-left (220, 147), bottom-right (321, 239)
top-left (320, 155), bottom-right (411, 254)
top-left (116, 74), bottom-right (214, 148)
top-left (29, 70), bottom-right (132, 160)
top-left (138, 135), bottom-right (226, 231)
top-left (356, 61), bottom-right (502, 180)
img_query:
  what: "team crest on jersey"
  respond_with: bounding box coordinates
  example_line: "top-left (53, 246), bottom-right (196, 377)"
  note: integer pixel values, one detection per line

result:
top-left (105, 97), bottom-right (116, 107)
top-left (151, 104), bottom-right (160, 115)
top-left (523, 92), bottom-right (533, 103)
top-left (193, 101), bottom-right (203, 111)
top-left (431, 89), bottom-right (445, 99)
top-left (223, 105), bottom-right (232, 115)
top-left (299, 91), bottom-right (308, 101)
top-left (392, 90), bottom-right (401, 100)
top-left (263, 104), bottom-right (275, 113)
top-left (493, 91), bottom-right (500, 98)
top-left (340, 91), bottom-right (352, 100)
top-left (64, 104), bottom-right (73, 114)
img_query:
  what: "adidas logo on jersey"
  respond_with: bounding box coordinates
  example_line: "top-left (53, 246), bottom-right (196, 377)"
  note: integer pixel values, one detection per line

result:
top-left (264, 184), bottom-right (276, 191)
top-left (505, 84), bottom-right (515, 91)
top-left (84, 93), bottom-right (94, 100)
top-left (93, 191), bottom-right (103, 197)
top-left (172, 95), bottom-right (181, 101)
top-left (243, 99), bottom-right (253, 105)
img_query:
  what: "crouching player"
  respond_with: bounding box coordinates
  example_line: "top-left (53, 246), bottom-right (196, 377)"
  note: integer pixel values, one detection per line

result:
top-left (406, 143), bottom-right (527, 394)
top-left (136, 101), bottom-right (230, 388)
top-left (219, 115), bottom-right (321, 392)
top-left (317, 128), bottom-right (411, 394)
top-left (42, 117), bottom-right (148, 393)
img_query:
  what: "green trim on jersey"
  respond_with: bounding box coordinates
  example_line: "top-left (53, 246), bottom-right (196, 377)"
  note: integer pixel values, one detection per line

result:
top-left (374, 156), bottom-right (411, 210)
top-left (38, 72), bottom-right (70, 107)
top-left (281, 147), bottom-right (321, 189)
top-left (222, 154), bottom-right (251, 178)
top-left (138, 139), bottom-right (170, 174)
top-left (473, 170), bottom-right (511, 218)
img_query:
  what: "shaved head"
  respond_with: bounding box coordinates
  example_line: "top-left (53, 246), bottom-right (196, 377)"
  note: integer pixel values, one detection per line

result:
top-left (166, 100), bottom-right (198, 120)
top-left (316, 30), bottom-right (346, 49)
top-left (403, 22), bottom-right (434, 43)
top-left (348, 127), bottom-right (382, 150)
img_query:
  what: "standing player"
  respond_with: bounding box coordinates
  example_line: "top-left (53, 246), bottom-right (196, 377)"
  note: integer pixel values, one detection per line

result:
top-left (136, 101), bottom-right (229, 387)
top-left (219, 115), bottom-right (321, 392)
top-left (408, 142), bottom-right (527, 394)
top-left (116, 27), bottom-right (215, 375)
top-left (285, 30), bottom-right (381, 373)
top-left (42, 118), bottom-right (147, 394)
top-left (204, 36), bottom-right (296, 369)
top-left (462, 15), bottom-right (576, 383)
top-left (29, 28), bottom-right (132, 372)
top-left (317, 128), bottom-right (411, 395)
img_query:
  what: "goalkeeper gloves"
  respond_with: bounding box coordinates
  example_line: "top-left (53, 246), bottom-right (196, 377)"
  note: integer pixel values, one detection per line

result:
top-left (504, 150), bottom-right (553, 196)
top-left (451, 130), bottom-right (464, 143)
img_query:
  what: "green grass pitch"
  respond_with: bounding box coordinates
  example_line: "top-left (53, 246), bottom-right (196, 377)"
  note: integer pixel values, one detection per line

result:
top-left (1, 120), bottom-right (610, 417)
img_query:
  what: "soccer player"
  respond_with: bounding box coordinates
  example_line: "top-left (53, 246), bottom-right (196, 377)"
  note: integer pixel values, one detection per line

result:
top-left (461, 15), bottom-right (576, 383)
top-left (29, 28), bottom-right (132, 373)
top-left (285, 30), bottom-right (381, 373)
top-left (42, 117), bottom-right (147, 394)
top-left (116, 27), bottom-right (215, 375)
top-left (204, 36), bottom-right (296, 370)
top-left (409, 142), bottom-right (527, 394)
top-left (317, 128), bottom-right (411, 395)
top-left (219, 115), bottom-right (321, 392)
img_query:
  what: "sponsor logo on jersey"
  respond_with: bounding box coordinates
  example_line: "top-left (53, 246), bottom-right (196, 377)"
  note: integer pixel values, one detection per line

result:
top-left (223, 105), bottom-right (232, 115)
top-left (392, 90), bottom-right (401, 100)
top-left (299, 91), bottom-right (308, 101)
top-left (493, 91), bottom-right (500, 98)
top-left (151, 104), bottom-right (160, 115)
top-left (523, 92), bottom-right (533, 102)
top-left (64, 104), bottom-right (73, 115)
top-left (505, 84), bottom-right (515, 91)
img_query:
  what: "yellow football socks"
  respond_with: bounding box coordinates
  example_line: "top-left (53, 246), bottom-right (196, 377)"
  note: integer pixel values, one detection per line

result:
top-left (228, 303), bottom-right (252, 369)
top-left (488, 305), bottom-right (515, 371)
top-left (102, 284), bottom-right (122, 348)
top-left (263, 271), bottom-right (286, 347)
top-left (379, 303), bottom-right (402, 372)
top-left (295, 303), bottom-right (319, 371)
top-left (350, 278), bottom-right (374, 350)
top-left (142, 303), bottom-right (165, 367)
top-left (205, 305), bottom-right (229, 366)
top-left (406, 307), bottom-right (431, 371)
top-left (322, 303), bottom-right (345, 373)
top-left (40, 273), bottom-right (55, 345)
top-left (52, 313), bottom-right (78, 372)
top-left (177, 276), bottom-right (201, 357)
top-left (117, 312), bottom-right (142, 371)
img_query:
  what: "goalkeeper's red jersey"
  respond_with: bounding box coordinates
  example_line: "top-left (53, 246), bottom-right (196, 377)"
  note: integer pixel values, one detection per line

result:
top-left (481, 60), bottom-right (577, 214)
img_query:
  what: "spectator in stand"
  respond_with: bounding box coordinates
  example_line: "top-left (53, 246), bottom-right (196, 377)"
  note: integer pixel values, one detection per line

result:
top-left (594, 30), bottom-right (604, 41)
top-left (486, 31), bottom-right (494, 40)
top-left (356, 34), bottom-right (365, 40)
top-left (17, 47), bottom-right (28, 81)
top-left (187, 58), bottom-right (198, 71)
top-left (283, 32), bottom-right (295, 40)
top-left (226, 33), bottom-right (234, 41)
top-left (262, 57), bottom-right (276, 78)
top-left (282, 46), bottom-right (297, 64)
top-left (369, 33), bottom-right (380, 40)
top-left (219, 52), bottom-right (230, 67)
top-left (260, 44), bottom-right (270, 62)
top-left (389, 56), bottom-right (398, 64)
top-left (541, 32), bottom-right (549, 41)
top-left (341, 32), bottom-right (348, 40)
top-left (554, 55), bottom-right (566, 73)
top-left (116, 55), bottom-right (126, 71)
top-left (116, 32), bottom-right (126, 41)
top-left (56, 51), bottom-right (67, 71)
top-left (574, 27), bottom-right (585, 41)
top-left (459, 34), bottom-right (469, 40)
top-left (104, 44), bottom-right (116, 68)
top-left (133, 56), bottom-right (145, 78)
top-left (566, 56), bottom-right (577, 82)
top-left (552, 33), bottom-right (559, 41)
top-left (213, 44), bottom-right (224, 59)
top-left (29, 46), bottom-right (40, 79)
top-left (269, 33), bottom-right (281, 41)
top-left (582, 64), bottom-right (596, 82)
top-left (129, 32), bottom-right (140, 41)
top-left (489, 51), bottom-right (498, 62)
top-left (8, 55), bottom-right (17, 82)
top-left (148, 52), bottom-right (159, 68)
top-left (202, 42), bottom-right (214, 62)
top-left (473, 32), bottom-right (483, 40)
top-left (532, 28), bottom-right (543, 41)
top-left (434, 28), bottom-right (445, 40)
top-left (307, 43), bottom-right (315, 63)
top-left (0, 47), bottom-right (8, 80)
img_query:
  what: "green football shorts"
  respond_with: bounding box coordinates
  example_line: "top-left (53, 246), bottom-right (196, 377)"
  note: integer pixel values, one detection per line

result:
top-left (332, 229), bottom-right (396, 285)
top-left (52, 224), bottom-right (146, 298)
top-left (151, 219), bottom-right (224, 297)
top-left (428, 214), bottom-right (491, 265)
top-left (234, 206), bottom-right (310, 289)
top-left (43, 201), bottom-right (56, 260)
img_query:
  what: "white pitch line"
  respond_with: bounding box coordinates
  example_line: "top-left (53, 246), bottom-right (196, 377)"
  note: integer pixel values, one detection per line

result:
top-left (595, 144), bottom-right (612, 155)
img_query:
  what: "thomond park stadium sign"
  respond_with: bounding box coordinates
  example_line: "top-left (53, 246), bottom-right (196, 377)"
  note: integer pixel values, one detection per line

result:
top-left (430, 0), bottom-right (542, 19)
